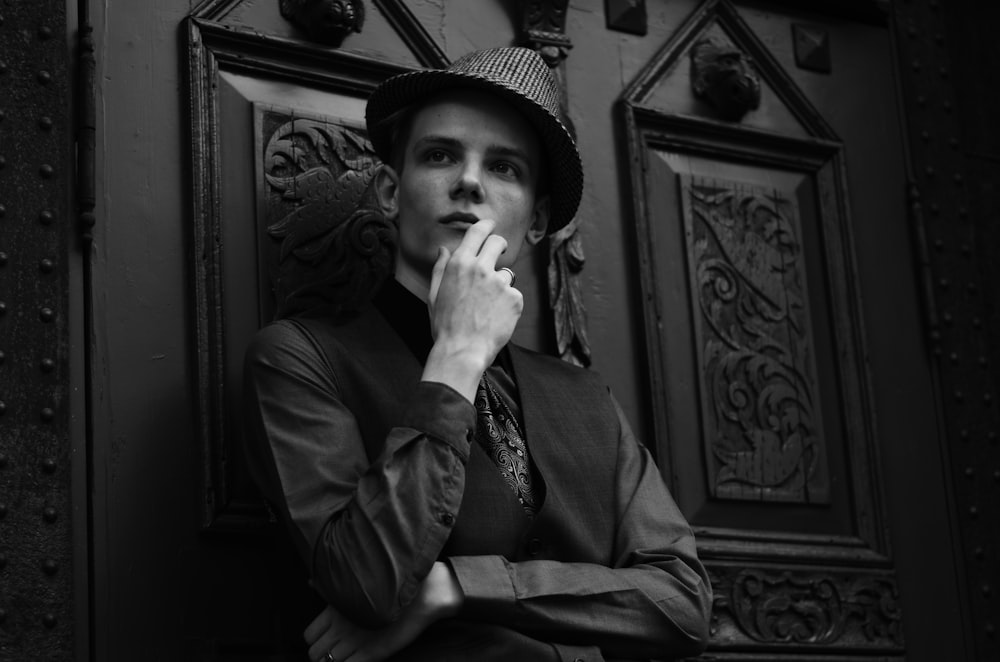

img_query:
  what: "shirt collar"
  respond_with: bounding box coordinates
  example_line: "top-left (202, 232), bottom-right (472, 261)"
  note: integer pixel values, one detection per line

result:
top-left (373, 278), bottom-right (434, 363)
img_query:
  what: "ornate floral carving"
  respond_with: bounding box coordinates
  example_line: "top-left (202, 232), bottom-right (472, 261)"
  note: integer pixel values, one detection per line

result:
top-left (279, 0), bottom-right (365, 46)
top-left (548, 216), bottom-right (591, 366)
top-left (259, 110), bottom-right (395, 318)
top-left (680, 175), bottom-right (829, 503)
top-left (690, 36), bottom-right (761, 121)
top-left (710, 566), bottom-right (904, 649)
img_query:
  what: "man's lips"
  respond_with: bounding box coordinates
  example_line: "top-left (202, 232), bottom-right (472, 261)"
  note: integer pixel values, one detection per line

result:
top-left (438, 212), bottom-right (480, 228)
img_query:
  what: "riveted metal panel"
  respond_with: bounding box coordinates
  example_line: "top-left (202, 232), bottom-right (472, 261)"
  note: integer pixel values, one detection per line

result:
top-left (0, 1), bottom-right (75, 660)
top-left (892, 0), bottom-right (1000, 658)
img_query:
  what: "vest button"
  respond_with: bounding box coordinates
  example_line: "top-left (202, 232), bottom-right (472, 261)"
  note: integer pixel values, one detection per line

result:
top-left (440, 512), bottom-right (455, 527)
top-left (526, 537), bottom-right (542, 556)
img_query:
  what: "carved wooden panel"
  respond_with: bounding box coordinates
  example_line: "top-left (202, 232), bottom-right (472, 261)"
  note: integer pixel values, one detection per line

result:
top-left (620, 1), bottom-right (899, 658)
top-left (254, 105), bottom-right (393, 321)
top-left (680, 175), bottom-right (829, 504)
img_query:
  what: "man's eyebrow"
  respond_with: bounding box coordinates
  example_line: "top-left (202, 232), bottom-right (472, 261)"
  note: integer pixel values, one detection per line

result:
top-left (412, 135), bottom-right (462, 151)
top-left (487, 144), bottom-right (533, 165)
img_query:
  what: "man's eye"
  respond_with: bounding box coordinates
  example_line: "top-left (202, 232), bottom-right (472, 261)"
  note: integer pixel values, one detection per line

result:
top-left (426, 149), bottom-right (450, 163)
top-left (493, 161), bottom-right (520, 177)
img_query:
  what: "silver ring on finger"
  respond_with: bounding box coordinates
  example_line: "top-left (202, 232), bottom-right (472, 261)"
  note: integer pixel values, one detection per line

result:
top-left (324, 650), bottom-right (337, 662)
top-left (498, 267), bottom-right (516, 287)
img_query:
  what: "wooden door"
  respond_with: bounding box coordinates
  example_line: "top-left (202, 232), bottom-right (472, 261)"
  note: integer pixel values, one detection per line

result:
top-left (616, 1), bottom-right (966, 660)
top-left (79, 0), bottom-right (972, 661)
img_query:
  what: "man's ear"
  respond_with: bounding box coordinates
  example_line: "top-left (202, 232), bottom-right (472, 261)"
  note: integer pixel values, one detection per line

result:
top-left (525, 195), bottom-right (550, 246)
top-left (374, 164), bottom-right (400, 219)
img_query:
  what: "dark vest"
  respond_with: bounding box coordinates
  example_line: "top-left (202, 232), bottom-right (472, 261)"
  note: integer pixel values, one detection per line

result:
top-left (294, 305), bottom-right (623, 566)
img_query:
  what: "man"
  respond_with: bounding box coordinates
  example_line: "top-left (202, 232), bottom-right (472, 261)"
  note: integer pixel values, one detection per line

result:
top-left (244, 47), bottom-right (712, 662)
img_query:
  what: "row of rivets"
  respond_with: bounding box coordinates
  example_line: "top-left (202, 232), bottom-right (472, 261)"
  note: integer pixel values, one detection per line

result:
top-left (0, 404), bottom-right (59, 418)
top-left (0, 355), bottom-right (56, 371)
top-left (0, 456), bottom-right (56, 470)
top-left (0, 254), bottom-right (55, 270)
top-left (0, 7), bottom-right (72, 649)
top-left (898, 0), bottom-right (1000, 653)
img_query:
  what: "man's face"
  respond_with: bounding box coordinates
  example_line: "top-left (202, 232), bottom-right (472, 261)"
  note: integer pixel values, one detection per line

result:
top-left (380, 88), bottom-right (549, 286)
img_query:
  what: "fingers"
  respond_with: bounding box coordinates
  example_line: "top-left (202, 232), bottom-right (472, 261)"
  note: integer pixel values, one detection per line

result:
top-left (307, 629), bottom-right (339, 662)
top-left (304, 606), bottom-right (336, 646)
top-left (450, 218), bottom-right (495, 259)
top-left (477, 234), bottom-right (508, 269)
top-left (497, 267), bottom-right (515, 287)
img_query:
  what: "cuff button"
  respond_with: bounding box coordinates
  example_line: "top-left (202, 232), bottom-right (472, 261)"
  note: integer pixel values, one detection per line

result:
top-left (440, 512), bottom-right (455, 526)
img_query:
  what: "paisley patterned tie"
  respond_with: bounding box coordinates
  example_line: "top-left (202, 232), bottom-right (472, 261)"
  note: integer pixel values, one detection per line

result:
top-left (474, 373), bottom-right (539, 517)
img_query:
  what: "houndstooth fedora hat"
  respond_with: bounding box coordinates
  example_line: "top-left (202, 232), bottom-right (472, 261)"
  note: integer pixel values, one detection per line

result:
top-left (366, 47), bottom-right (583, 234)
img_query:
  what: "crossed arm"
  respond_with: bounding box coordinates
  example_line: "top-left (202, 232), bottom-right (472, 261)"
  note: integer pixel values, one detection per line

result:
top-left (300, 405), bottom-right (712, 662)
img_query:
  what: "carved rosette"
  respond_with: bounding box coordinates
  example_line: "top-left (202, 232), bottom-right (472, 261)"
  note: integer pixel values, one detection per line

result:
top-left (710, 566), bottom-right (904, 651)
top-left (278, 0), bottom-right (366, 46)
top-left (680, 175), bottom-right (830, 503)
top-left (258, 110), bottom-right (395, 318)
top-left (690, 35), bottom-right (761, 121)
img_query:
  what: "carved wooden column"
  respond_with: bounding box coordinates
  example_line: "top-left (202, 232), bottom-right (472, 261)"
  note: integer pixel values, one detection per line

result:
top-left (520, 0), bottom-right (591, 367)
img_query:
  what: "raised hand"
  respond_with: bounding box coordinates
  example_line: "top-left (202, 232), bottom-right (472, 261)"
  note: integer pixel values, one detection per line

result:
top-left (422, 219), bottom-right (523, 403)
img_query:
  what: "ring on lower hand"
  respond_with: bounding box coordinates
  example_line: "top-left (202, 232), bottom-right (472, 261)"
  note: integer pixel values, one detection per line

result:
top-left (498, 267), bottom-right (516, 287)
top-left (324, 650), bottom-right (337, 662)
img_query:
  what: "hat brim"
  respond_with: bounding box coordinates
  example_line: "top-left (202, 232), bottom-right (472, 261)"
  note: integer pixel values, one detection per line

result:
top-left (366, 69), bottom-right (582, 234)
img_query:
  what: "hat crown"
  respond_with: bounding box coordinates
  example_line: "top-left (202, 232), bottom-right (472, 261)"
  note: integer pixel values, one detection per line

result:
top-left (445, 47), bottom-right (563, 121)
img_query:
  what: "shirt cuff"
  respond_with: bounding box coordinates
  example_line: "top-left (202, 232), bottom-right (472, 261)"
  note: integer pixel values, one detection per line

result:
top-left (447, 555), bottom-right (516, 612)
top-left (400, 381), bottom-right (477, 460)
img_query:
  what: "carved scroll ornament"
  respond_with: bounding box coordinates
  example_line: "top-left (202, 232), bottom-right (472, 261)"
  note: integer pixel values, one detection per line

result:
top-left (690, 36), bottom-right (761, 121)
top-left (279, 0), bottom-right (365, 46)
top-left (260, 111), bottom-right (395, 318)
top-left (681, 175), bottom-right (829, 503)
top-left (548, 216), bottom-right (591, 366)
top-left (711, 566), bottom-right (904, 649)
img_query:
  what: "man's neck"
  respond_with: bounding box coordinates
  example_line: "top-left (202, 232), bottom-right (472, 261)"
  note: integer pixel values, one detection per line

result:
top-left (394, 267), bottom-right (430, 303)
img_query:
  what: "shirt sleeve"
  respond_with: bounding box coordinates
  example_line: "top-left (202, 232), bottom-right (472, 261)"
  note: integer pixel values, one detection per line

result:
top-left (447, 394), bottom-right (712, 660)
top-left (243, 320), bottom-right (476, 626)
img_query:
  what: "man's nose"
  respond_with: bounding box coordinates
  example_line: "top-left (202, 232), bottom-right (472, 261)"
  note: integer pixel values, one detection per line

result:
top-left (450, 161), bottom-right (485, 203)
